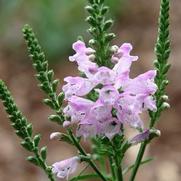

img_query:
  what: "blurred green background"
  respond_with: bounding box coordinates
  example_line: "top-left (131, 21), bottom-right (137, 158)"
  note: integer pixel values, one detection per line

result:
top-left (0, 0), bottom-right (181, 181)
top-left (0, 0), bottom-right (123, 61)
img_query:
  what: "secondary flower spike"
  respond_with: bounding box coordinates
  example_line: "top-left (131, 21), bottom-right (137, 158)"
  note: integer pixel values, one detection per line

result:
top-left (62, 40), bottom-right (157, 139)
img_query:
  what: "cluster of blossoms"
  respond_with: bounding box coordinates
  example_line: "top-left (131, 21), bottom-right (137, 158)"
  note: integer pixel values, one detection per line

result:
top-left (52, 40), bottom-right (158, 179)
top-left (63, 40), bottom-right (157, 139)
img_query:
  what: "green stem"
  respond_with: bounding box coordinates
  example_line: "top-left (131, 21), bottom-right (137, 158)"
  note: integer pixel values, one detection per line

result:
top-left (34, 149), bottom-right (55, 181)
top-left (115, 156), bottom-right (123, 181)
top-left (109, 156), bottom-right (116, 181)
top-left (129, 142), bottom-right (147, 181)
top-left (68, 130), bottom-right (107, 181)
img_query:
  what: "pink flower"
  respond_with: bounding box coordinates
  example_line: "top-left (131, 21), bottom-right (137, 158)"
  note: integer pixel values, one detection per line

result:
top-left (63, 96), bottom-right (93, 124)
top-left (52, 156), bottom-right (80, 180)
top-left (115, 93), bottom-right (144, 129)
top-left (69, 40), bottom-right (98, 78)
top-left (113, 43), bottom-right (138, 77)
top-left (123, 70), bottom-right (157, 95)
top-left (93, 66), bottom-right (116, 85)
top-left (63, 76), bottom-right (95, 99)
top-left (89, 101), bottom-right (112, 122)
top-left (96, 86), bottom-right (119, 105)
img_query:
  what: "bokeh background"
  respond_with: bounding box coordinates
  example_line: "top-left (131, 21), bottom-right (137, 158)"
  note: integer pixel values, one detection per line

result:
top-left (0, 0), bottom-right (180, 180)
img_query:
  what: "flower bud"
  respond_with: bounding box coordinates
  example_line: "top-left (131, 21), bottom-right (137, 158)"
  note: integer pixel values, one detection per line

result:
top-left (103, 20), bottom-right (114, 31)
top-left (50, 132), bottom-right (62, 140)
top-left (89, 39), bottom-right (96, 46)
top-left (161, 95), bottom-right (169, 101)
top-left (88, 54), bottom-right (96, 61)
top-left (162, 102), bottom-right (170, 109)
top-left (63, 121), bottom-right (71, 128)
top-left (85, 6), bottom-right (94, 14)
top-left (110, 45), bottom-right (119, 54)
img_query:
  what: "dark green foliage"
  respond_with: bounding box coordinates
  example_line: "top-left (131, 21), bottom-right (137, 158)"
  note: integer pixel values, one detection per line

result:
top-left (86, 0), bottom-right (115, 67)
top-left (22, 25), bottom-right (64, 124)
top-left (149, 0), bottom-right (171, 127)
top-left (0, 80), bottom-right (55, 181)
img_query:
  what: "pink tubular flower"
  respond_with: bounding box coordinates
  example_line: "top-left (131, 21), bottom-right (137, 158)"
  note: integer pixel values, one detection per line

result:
top-left (63, 76), bottom-right (95, 99)
top-left (123, 70), bottom-right (157, 95)
top-left (115, 93), bottom-right (144, 129)
top-left (93, 66), bottom-right (116, 85)
top-left (113, 43), bottom-right (138, 77)
top-left (96, 85), bottom-right (119, 105)
top-left (63, 96), bottom-right (93, 124)
top-left (69, 40), bottom-right (98, 78)
top-left (52, 156), bottom-right (80, 180)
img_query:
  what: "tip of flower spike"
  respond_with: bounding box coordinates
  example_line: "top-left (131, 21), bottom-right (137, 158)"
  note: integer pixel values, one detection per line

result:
top-left (22, 24), bottom-right (31, 32)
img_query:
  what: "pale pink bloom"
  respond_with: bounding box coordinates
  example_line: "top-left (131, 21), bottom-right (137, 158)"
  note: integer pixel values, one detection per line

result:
top-left (113, 43), bottom-right (138, 77)
top-left (63, 76), bottom-right (95, 99)
top-left (115, 93), bottom-right (144, 129)
top-left (69, 40), bottom-right (98, 78)
top-left (96, 86), bottom-right (119, 105)
top-left (52, 156), bottom-right (80, 180)
top-left (89, 101), bottom-right (112, 122)
top-left (124, 70), bottom-right (157, 95)
top-left (93, 66), bottom-right (116, 85)
top-left (63, 96), bottom-right (93, 124)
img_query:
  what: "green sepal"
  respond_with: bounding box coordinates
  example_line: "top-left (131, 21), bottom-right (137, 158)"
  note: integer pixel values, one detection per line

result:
top-left (47, 70), bottom-right (54, 82)
top-left (27, 156), bottom-right (39, 166)
top-left (21, 141), bottom-right (33, 151)
top-left (33, 134), bottom-right (41, 147)
top-left (52, 79), bottom-right (59, 92)
top-left (103, 20), bottom-right (113, 31)
top-left (58, 92), bottom-right (64, 106)
top-left (27, 123), bottom-right (33, 137)
top-left (40, 146), bottom-right (47, 161)
top-left (48, 114), bottom-right (62, 123)
top-left (43, 99), bottom-right (55, 109)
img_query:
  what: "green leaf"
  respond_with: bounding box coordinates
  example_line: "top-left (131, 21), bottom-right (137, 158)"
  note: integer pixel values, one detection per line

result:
top-left (52, 79), bottom-right (59, 92)
top-left (48, 114), bottom-right (62, 123)
top-left (33, 134), bottom-right (41, 147)
top-left (27, 123), bottom-right (33, 137)
top-left (21, 141), bottom-right (33, 151)
top-left (57, 92), bottom-right (64, 106)
top-left (43, 99), bottom-right (55, 109)
top-left (27, 156), bottom-right (39, 166)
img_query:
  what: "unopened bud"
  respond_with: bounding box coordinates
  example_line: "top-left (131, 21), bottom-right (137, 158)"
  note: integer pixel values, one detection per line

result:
top-left (89, 39), bottom-right (96, 46)
top-left (149, 128), bottom-right (161, 140)
top-left (88, 54), bottom-right (96, 61)
top-left (161, 95), bottom-right (169, 101)
top-left (162, 102), bottom-right (170, 109)
top-left (110, 45), bottom-right (119, 54)
top-left (50, 132), bottom-right (62, 140)
top-left (63, 121), bottom-right (71, 128)
top-left (85, 48), bottom-right (96, 55)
